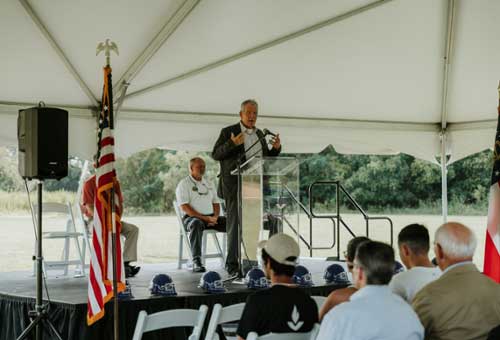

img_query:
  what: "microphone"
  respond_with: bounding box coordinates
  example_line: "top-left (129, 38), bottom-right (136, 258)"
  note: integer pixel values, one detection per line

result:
top-left (263, 128), bottom-right (277, 137)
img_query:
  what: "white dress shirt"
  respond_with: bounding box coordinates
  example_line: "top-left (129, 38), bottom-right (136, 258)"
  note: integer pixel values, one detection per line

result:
top-left (175, 175), bottom-right (220, 216)
top-left (240, 121), bottom-right (262, 160)
top-left (389, 266), bottom-right (441, 303)
top-left (317, 285), bottom-right (424, 340)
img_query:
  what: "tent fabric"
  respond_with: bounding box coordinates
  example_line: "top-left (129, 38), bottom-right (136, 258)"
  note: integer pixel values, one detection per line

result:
top-left (1, 0), bottom-right (499, 162)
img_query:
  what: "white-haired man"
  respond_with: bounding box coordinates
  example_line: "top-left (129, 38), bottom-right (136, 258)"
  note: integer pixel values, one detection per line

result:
top-left (175, 157), bottom-right (225, 273)
top-left (212, 99), bottom-right (281, 276)
top-left (412, 222), bottom-right (500, 340)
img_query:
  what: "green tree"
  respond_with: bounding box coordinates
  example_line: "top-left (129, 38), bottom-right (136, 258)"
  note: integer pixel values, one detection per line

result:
top-left (0, 147), bottom-right (23, 191)
top-left (448, 149), bottom-right (491, 206)
top-left (345, 154), bottom-right (418, 209)
top-left (115, 148), bottom-right (170, 214)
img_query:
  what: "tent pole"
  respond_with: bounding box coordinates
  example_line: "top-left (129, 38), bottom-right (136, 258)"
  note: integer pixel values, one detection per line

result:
top-left (441, 130), bottom-right (448, 223)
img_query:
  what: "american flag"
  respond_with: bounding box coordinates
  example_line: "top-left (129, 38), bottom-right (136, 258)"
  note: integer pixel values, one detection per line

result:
top-left (484, 83), bottom-right (500, 283)
top-left (87, 66), bottom-right (125, 325)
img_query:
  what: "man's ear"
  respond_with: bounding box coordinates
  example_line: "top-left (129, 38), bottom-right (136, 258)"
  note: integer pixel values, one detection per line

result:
top-left (435, 243), bottom-right (444, 260)
top-left (263, 259), bottom-right (272, 277)
top-left (358, 266), bottom-right (365, 282)
top-left (353, 266), bottom-right (365, 288)
top-left (401, 244), bottom-right (411, 257)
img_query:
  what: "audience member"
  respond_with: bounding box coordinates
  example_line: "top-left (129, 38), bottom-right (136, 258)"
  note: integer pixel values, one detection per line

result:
top-left (389, 224), bottom-right (441, 303)
top-left (175, 157), bottom-right (225, 272)
top-left (318, 236), bottom-right (369, 321)
top-left (81, 158), bottom-right (140, 278)
top-left (237, 233), bottom-right (318, 340)
top-left (412, 222), bottom-right (500, 340)
top-left (317, 241), bottom-right (424, 340)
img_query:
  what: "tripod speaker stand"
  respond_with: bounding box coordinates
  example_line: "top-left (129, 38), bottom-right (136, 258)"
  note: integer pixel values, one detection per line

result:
top-left (16, 182), bottom-right (64, 340)
top-left (17, 105), bottom-right (68, 340)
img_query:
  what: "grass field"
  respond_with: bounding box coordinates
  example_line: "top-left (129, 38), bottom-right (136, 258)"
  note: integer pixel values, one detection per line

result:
top-left (0, 213), bottom-right (487, 273)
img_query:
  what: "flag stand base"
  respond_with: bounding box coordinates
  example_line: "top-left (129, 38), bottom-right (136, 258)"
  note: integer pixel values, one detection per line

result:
top-left (16, 181), bottom-right (64, 340)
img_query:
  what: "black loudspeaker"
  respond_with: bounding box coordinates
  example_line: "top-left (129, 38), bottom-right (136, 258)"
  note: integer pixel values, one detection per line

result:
top-left (17, 107), bottom-right (68, 180)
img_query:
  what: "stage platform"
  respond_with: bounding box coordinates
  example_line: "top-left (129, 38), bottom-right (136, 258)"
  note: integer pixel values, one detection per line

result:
top-left (0, 258), bottom-right (347, 340)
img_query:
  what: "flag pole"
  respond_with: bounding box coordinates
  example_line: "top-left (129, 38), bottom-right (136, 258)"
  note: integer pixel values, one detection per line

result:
top-left (96, 39), bottom-right (120, 340)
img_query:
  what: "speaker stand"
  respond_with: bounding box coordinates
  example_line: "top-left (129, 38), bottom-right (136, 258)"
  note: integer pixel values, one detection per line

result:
top-left (17, 181), bottom-right (64, 340)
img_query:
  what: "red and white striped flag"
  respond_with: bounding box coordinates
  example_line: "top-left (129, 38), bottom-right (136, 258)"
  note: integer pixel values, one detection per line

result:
top-left (484, 83), bottom-right (500, 283)
top-left (87, 66), bottom-right (125, 325)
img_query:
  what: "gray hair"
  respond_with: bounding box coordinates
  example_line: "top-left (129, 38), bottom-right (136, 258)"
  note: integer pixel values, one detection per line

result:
top-left (435, 222), bottom-right (476, 259)
top-left (355, 241), bottom-right (395, 285)
top-left (240, 99), bottom-right (258, 112)
top-left (189, 157), bottom-right (204, 170)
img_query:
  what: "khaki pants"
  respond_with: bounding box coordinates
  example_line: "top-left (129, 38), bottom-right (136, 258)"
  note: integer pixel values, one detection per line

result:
top-left (121, 221), bottom-right (139, 263)
top-left (88, 219), bottom-right (139, 263)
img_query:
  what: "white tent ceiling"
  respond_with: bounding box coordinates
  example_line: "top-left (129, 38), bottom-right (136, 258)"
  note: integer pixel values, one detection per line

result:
top-left (0, 0), bottom-right (499, 163)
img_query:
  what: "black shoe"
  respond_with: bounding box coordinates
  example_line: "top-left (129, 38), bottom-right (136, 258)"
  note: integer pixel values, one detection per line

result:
top-left (226, 267), bottom-right (241, 278)
top-left (193, 259), bottom-right (206, 273)
top-left (125, 265), bottom-right (141, 278)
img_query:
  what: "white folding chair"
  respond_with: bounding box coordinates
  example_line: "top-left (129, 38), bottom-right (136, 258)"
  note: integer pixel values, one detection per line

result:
top-left (174, 201), bottom-right (226, 269)
top-left (32, 202), bottom-right (85, 277)
top-left (205, 302), bottom-right (246, 340)
top-left (132, 305), bottom-right (208, 340)
top-left (247, 324), bottom-right (320, 340)
top-left (311, 296), bottom-right (327, 310)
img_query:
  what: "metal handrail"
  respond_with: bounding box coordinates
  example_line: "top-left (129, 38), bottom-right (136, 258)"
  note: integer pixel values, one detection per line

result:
top-left (308, 180), bottom-right (394, 259)
top-left (277, 180), bottom-right (393, 259)
top-left (281, 184), bottom-right (336, 253)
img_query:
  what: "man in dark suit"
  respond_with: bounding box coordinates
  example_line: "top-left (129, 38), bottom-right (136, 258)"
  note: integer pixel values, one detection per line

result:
top-left (212, 99), bottom-right (281, 276)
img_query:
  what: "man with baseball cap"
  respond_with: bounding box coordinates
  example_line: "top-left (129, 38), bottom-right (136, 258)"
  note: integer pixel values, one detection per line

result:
top-left (236, 233), bottom-right (318, 340)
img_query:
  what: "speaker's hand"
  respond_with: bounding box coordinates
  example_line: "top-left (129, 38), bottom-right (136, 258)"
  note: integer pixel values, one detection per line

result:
top-left (271, 134), bottom-right (281, 150)
top-left (230, 132), bottom-right (245, 146)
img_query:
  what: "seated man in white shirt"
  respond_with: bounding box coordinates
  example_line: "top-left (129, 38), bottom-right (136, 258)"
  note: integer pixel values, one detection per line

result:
top-left (317, 241), bottom-right (424, 340)
top-left (389, 224), bottom-right (441, 303)
top-left (175, 157), bottom-right (225, 273)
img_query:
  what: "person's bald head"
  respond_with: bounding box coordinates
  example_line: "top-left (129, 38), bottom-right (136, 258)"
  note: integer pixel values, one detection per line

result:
top-left (434, 222), bottom-right (476, 270)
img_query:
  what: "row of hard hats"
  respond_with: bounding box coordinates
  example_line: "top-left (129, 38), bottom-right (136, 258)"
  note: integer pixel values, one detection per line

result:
top-left (147, 260), bottom-right (406, 296)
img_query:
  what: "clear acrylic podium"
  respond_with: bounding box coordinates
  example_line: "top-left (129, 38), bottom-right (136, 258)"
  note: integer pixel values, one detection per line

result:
top-left (231, 156), bottom-right (300, 265)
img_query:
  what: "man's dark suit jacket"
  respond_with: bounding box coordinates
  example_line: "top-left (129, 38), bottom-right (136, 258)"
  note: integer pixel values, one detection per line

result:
top-left (212, 122), bottom-right (281, 197)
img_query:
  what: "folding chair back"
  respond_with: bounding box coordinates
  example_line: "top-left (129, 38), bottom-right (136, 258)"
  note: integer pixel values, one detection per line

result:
top-left (32, 202), bottom-right (85, 277)
top-left (205, 302), bottom-right (246, 340)
top-left (132, 305), bottom-right (208, 340)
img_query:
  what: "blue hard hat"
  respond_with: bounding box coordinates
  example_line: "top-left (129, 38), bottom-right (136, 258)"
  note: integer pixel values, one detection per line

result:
top-left (118, 280), bottom-right (134, 300)
top-left (323, 264), bottom-right (350, 285)
top-left (292, 265), bottom-right (314, 287)
top-left (198, 271), bottom-right (226, 294)
top-left (394, 261), bottom-right (405, 274)
top-left (149, 274), bottom-right (177, 296)
top-left (245, 268), bottom-right (270, 289)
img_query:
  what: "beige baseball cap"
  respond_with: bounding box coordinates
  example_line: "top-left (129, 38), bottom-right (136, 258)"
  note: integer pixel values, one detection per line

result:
top-left (258, 233), bottom-right (300, 266)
